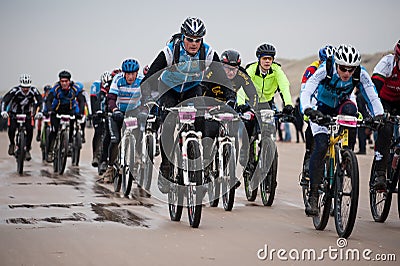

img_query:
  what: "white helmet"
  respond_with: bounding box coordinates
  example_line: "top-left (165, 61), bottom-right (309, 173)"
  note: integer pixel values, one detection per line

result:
top-left (100, 71), bottom-right (113, 86)
top-left (20, 74), bottom-right (32, 87)
top-left (334, 44), bottom-right (361, 67)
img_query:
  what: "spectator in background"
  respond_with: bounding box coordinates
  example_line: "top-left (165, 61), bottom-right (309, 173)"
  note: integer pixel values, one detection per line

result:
top-left (293, 97), bottom-right (305, 143)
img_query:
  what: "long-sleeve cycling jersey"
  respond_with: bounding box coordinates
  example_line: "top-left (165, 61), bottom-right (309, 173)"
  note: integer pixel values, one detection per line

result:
top-left (1, 86), bottom-right (43, 114)
top-left (219, 66), bottom-right (259, 109)
top-left (246, 61), bottom-right (292, 106)
top-left (108, 72), bottom-right (142, 113)
top-left (371, 54), bottom-right (400, 102)
top-left (301, 60), bottom-right (384, 116)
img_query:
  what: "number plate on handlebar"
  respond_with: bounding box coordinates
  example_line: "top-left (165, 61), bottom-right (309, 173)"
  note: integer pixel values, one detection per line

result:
top-left (16, 114), bottom-right (26, 122)
top-left (260, 109), bottom-right (275, 123)
top-left (124, 117), bottom-right (138, 130)
top-left (178, 107), bottom-right (197, 123)
top-left (337, 115), bottom-right (357, 127)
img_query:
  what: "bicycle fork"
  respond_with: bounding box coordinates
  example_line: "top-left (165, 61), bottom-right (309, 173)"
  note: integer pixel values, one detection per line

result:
top-left (218, 137), bottom-right (236, 181)
top-left (181, 130), bottom-right (203, 186)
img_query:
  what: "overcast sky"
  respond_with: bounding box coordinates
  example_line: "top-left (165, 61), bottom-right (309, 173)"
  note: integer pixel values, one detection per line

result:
top-left (0, 0), bottom-right (398, 92)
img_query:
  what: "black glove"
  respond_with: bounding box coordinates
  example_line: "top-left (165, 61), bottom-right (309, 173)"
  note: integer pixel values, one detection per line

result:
top-left (371, 114), bottom-right (385, 130)
top-left (76, 113), bottom-right (83, 120)
top-left (226, 99), bottom-right (236, 109)
top-left (304, 108), bottom-right (324, 121)
top-left (282, 105), bottom-right (294, 115)
top-left (112, 109), bottom-right (124, 122)
top-left (236, 104), bottom-right (251, 114)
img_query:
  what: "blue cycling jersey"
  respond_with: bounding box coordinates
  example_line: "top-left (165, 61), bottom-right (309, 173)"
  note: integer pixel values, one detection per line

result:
top-left (49, 82), bottom-right (82, 114)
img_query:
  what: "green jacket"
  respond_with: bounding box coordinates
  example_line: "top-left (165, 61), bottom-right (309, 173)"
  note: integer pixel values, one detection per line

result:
top-left (245, 62), bottom-right (293, 106)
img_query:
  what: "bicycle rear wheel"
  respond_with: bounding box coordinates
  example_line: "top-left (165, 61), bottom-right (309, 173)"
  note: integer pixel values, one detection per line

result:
top-left (17, 131), bottom-right (26, 175)
top-left (334, 149), bottom-right (359, 238)
top-left (261, 150), bottom-right (278, 206)
top-left (58, 131), bottom-right (69, 175)
top-left (369, 160), bottom-right (392, 222)
top-left (168, 142), bottom-right (183, 222)
top-left (222, 145), bottom-right (236, 211)
top-left (187, 141), bottom-right (203, 228)
top-left (313, 157), bottom-right (332, 230)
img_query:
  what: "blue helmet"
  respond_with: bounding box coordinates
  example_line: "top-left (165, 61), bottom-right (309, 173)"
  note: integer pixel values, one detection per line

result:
top-left (122, 59), bottom-right (139, 73)
top-left (319, 45), bottom-right (335, 61)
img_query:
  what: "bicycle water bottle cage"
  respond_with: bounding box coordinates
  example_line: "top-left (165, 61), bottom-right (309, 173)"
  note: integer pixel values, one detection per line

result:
top-left (260, 109), bottom-right (275, 124)
top-left (16, 114), bottom-right (26, 123)
top-left (124, 117), bottom-right (138, 131)
top-left (337, 115), bottom-right (357, 128)
top-left (178, 106), bottom-right (197, 124)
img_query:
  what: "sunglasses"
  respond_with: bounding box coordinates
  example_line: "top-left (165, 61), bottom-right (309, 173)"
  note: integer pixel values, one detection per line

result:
top-left (185, 37), bottom-right (202, 43)
top-left (223, 65), bottom-right (238, 73)
top-left (338, 65), bottom-right (356, 73)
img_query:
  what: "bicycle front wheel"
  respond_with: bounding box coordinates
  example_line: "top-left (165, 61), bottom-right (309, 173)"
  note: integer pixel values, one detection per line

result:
top-left (58, 131), bottom-right (69, 175)
top-left (187, 141), bottom-right (203, 228)
top-left (207, 159), bottom-right (220, 207)
top-left (334, 149), bottom-right (359, 238)
top-left (17, 131), bottom-right (26, 175)
top-left (140, 134), bottom-right (154, 191)
top-left (261, 150), bottom-right (278, 206)
top-left (369, 160), bottom-right (392, 222)
top-left (244, 139), bottom-right (258, 201)
top-left (222, 145), bottom-right (236, 211)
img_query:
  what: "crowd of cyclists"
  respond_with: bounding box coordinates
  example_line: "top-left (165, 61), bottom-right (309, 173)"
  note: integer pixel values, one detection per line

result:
top-left (1, 16), bottom-right (400, 223)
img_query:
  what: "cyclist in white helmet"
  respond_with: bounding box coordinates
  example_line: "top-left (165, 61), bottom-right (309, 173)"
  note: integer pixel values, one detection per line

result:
top-left (300, 44), bottom-right (384, 216)
top-left (1, 74), bottom-right (43, 160)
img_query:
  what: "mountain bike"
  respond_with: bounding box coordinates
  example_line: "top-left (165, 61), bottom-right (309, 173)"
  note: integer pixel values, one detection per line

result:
top-left (53, 114), bottom-right (74, 175)
top-left (113, 116), bottom-right (138, 197)
top-left (137, 102), bottom-right (158, 191)
top-left (369, 115), bottom-right (400, 222)
top-left (39, 116), bottom-right (51, 162)
top-left (243, 109), bottom-right (283, 206)
top-left (71, 116), bottom-right (85, 166)
top-left (166, 105), bottom-right (204, 228)
top-left (14, 114), bottom-right (29, 174)
top-left (309, 114), bottom-right (363, 238)
top-left (206, 106), bottom-right (240, 211)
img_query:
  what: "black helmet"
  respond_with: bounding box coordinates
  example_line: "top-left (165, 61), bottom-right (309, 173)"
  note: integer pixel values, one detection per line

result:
top-left (43, 85), bottom-right (52, 92)
top-left (256, 43), bottom-right (276, 59)
top-left (220, 50), bottom-right (241, 67)
top-left (58, 70), bottom-right (71, 80)
top-left (180, 17), bottom-right (206, 37)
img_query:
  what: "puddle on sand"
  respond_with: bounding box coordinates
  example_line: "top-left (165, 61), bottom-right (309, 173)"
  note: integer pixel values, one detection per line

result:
top-left (6, 213), bottom-right (88, 224)
top-left (91, 203), bottom-right (149, 227)
top-left (9, 203), bottom-right (84, 209)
